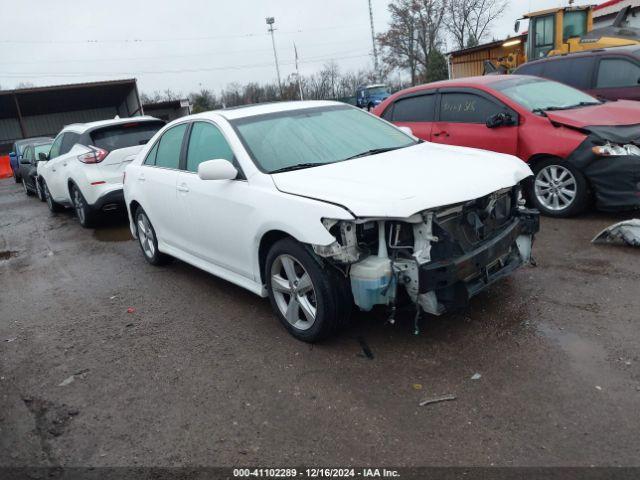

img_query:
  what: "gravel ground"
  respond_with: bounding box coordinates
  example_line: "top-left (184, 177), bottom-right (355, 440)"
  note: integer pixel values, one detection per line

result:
top-left (1, 177), bottom-right (639, 468)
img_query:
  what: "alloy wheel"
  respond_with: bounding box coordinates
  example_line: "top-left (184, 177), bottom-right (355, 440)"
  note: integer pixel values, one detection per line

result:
top-left (44, 184), bottom-right (53, 209)
top-left (270, 254), bottom-right (317, 331)
top-left (137, 212), bottom-right (156, 259)
top-left (534, 164), bottom-right (577, 212)
top-left (22, 178), bottom-right (28, 194)
top-left (73, 188), bottom-right (86, 224)
top-left (36, 180), bottom-right (43, 200)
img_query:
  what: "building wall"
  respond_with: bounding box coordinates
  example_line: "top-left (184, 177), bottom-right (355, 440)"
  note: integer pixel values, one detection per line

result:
top-left (0, 107), bottom-right (118, 144)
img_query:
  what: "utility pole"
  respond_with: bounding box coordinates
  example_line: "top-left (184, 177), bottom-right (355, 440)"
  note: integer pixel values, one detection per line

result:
top-left (294, 42), bottom-right (304, 100)
top-left (266, 17), bottom-right (282, 96)
top-left (367, 0), bottom-right (380, 81)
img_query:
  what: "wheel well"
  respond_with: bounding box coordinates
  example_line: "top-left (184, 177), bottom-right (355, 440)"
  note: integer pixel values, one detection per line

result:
top-left (258, 230), bottom-right (293, 285)
top-left (67, 179), bottom-right (78, 197)
top-left (526, 154), bottom-right (562, 172)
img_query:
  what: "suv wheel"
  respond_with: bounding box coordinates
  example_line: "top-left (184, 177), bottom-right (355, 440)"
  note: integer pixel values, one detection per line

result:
top-left (71, 185), bottom-right (96, 228)
top-left (42, 180), bottom-right (64, 213)
top-left (22, 178), bottom-right (34, 196)
top-left (135, 207), bottom-right (171, 265)
top-left (265, 238), bottom-right (350, 342)
top-left (531, 159), bottom-right (589, 217)
top-left (36, 178), bottom-right (46, 202)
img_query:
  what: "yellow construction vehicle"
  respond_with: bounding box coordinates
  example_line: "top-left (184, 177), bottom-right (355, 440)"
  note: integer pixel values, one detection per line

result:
top-left (517, 4), bottom-right (640, 61)
top-left (480, 4), bottom-right (640, 75)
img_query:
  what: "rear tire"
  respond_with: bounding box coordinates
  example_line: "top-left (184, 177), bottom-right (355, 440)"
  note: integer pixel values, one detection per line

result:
top-left (135, 207), bottom-right (171, 266)
top-left (265, 238), bottom-right (351, 342)
top-left (530, 158), bottom-right (589, 218)
top-left (22, 178), bottom-right (34, 196)
top-left (36, 178), bottom-right (46, 202)
top-left (71, 184), bottom-right (96, 228)
top-left (42, 180), bottom-right (64, 213)
top-left (13, 169), bottom-right (20, 183)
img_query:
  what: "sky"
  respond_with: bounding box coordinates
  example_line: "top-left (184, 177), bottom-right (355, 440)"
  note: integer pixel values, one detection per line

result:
top-left (0, 0), bottom-right (597, 96)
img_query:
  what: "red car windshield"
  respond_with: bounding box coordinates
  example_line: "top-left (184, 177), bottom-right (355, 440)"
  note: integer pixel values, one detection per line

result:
top-left (493, 77), bottom-right (600, 113)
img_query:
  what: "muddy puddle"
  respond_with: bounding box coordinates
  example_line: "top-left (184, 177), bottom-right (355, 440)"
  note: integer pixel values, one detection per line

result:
top-left (93, 227), bottom-right (133, 242)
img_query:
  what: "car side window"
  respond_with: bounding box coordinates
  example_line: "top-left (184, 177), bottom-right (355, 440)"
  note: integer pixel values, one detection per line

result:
top-left (144, 142), bottom-right (159, 166)
top-left (185, 122), bottom-right (234, 173)
top-left (49, 134), bottom-right (64, 159)
top-left (60, 132), bottom-right (80, 155)
top-left (391, 94), bottom-right (436, 122)
top-left (516, 63), bottom-right (544, 78)
top-left (597, 58), bottom-right (640, 88)
top-left (542, 57), bottom-right (594, 90)
top-left (439, 92), bottom-right (503, 124)
top-left (22, 147), bottom-right (31, 162)
top-left (154, 124), bottom-right (187, 169)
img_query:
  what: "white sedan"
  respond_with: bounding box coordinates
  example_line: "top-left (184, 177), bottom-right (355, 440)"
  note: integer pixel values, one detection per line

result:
top-left (124, 101), bottom-right (539, 342)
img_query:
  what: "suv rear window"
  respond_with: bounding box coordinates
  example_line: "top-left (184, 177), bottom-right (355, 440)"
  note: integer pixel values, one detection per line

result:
top-left (90, 121), bottom-right (165, 151)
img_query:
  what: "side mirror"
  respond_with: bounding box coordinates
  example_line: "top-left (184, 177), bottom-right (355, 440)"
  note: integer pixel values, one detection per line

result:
top-left (9, 151), bottom-right (16, 159)
top-left (197, 159), bottom-right (238, 181)
top-left (486, 112), bottom-right (514, 129)
top-left (398, 126), bottom-right (414, 136)
top-left (38, 152), bottom-right (48, 161)
top-left (514, 20), bottom-right (520, 33)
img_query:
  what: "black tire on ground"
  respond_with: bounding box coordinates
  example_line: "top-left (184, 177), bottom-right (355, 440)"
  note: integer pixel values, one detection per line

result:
top-left (13, 169), bottom-right (20, 183)
top-left (42, 180), bottom-right (65, 213)
top-left (70, 184), bottom-right (96, 228)
top-left (134, 206), bottom-right (171, 266)
top-left (22, 178), bottom-right (34, 196)
top-left (529, 158), bottom-right (589, 218)
top-left (265, 237), bottom-right (351, 342)
top-left (36, 178), bottom-right (46, 202)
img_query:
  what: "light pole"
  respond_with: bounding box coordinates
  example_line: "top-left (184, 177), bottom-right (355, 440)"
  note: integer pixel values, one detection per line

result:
top-left (266, 17), bottom-right (282, 96)
top-left (367, 0), bottom-right (380, 81)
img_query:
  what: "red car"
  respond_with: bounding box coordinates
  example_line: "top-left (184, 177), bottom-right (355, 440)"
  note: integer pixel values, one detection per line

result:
top-left (373, 75), bottom-right (640, 217)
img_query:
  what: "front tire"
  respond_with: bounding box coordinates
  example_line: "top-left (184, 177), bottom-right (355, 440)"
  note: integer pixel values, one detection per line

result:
top-left (135, 207), bottom-right (171, 266)
top-left (71, 184), bottom-right (96, 228)
top-left (265, 238), bottom-right (350, 342)
top-left (530, 159), bottom-right (589, 217)
top-left (42, 180), bottom-right (64, 213)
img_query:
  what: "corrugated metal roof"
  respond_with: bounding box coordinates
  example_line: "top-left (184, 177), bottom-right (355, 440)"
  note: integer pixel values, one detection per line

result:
top-left (0, 78), bottom-right (137, 96)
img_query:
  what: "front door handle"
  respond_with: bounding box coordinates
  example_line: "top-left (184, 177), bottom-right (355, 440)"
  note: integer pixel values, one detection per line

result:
top-left (138, 174), bottom-right (145, 182)
top-left (177, 184), bottom-right (189, 193)
top-left (433, 131), bottom-right (450, 138)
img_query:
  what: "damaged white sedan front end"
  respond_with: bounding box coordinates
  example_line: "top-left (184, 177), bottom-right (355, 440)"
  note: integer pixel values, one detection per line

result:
top-left (312, 186), bottom-right (539, 331)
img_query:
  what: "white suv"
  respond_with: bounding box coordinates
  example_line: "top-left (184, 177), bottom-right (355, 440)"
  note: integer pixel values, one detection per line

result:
top-left (124, 101), bottom-right (539, 342)
top-left (39, 116), bottom-right (165, 227)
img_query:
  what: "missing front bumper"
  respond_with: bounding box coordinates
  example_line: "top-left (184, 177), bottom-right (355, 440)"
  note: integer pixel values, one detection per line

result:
top-left (418, 210), bottom-right (539, 311)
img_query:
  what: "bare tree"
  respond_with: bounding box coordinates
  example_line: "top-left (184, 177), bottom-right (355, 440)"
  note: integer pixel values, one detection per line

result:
top-left (444, 0), bottom-right (508, 50)
top-left (377, 0), bottom-right (446, 85)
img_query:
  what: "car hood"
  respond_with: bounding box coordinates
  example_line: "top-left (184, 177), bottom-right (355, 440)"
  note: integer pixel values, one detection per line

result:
top-left (545, 100), bottom-right (640, 129)
top-left (271, 142), bottom-right (532, 218)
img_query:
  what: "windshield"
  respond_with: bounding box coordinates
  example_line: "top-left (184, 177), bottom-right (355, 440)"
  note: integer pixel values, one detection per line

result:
top-left (367, 86), bottom-right (390, 96)
top-left (231, 105), bottom-right (416, 173)
top-left (493, 77), bottom-right (600, 112)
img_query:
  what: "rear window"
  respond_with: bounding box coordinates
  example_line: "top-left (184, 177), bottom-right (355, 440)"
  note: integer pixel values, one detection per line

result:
top-left (90, 121), bottom-right (165, 151)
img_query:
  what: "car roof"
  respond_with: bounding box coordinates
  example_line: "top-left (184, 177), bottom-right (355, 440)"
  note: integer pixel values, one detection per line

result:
top-left (521, 44), bottom-right (640, 67)
top-left (394, 75), bottom-right (530, 94)
top-left (14, 136), bottom-right (53, 147)
top-left (193, 100), bottom-right (347, 121)
top-left (62, 115), bottom-right (162, 134)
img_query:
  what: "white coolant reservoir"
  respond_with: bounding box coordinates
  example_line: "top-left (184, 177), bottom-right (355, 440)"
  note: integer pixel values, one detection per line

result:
top-left (350, 221), bottom-right (394, 311)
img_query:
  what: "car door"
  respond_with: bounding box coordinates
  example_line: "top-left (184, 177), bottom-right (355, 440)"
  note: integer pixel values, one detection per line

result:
top-left (136, 123), bottom-right (187, 248)
top-left (382, 91), bottom-right (437, 141)
top-left (431, 89), bottom-right (519, 156)
top-left (18, 146), bottom-right (33, 181)
top-left (40, 133), bottom-right (64, 198)
top-left (593, 55), bottom-right (640, 101)
top-left (174, 120), bottom-right (255, 278)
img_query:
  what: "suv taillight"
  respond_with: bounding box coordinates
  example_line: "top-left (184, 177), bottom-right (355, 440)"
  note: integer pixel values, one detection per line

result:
top-left (78, 146), bottom-right (108, 164)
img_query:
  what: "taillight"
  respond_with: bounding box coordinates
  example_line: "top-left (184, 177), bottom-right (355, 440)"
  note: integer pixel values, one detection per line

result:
top-left (78, 146), bottom-right (108, 164)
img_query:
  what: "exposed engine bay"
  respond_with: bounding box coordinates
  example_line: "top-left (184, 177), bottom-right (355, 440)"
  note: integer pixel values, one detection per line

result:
top-left (313, 185), bottom-right (540, 331)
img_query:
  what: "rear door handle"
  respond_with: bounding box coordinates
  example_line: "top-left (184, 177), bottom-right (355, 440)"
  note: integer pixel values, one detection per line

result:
top-left (177, 184), bottom-right (189, 193)
top-left (434, 131), bottom-right (450, 138)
